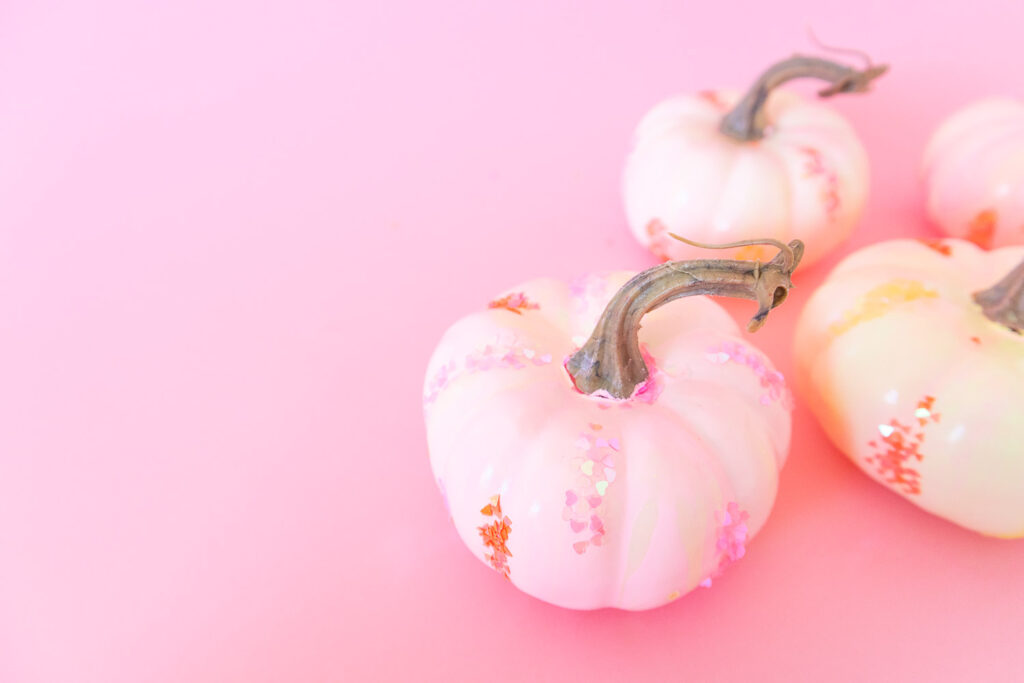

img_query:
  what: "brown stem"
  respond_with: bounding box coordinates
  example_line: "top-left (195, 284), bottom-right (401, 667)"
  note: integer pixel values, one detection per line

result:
top-left (719, 55), bottom-right (888, 142)
top-left (565, 238), bottom-right (805, 399)
top-left (974, 258), bottom-right (1024, 332)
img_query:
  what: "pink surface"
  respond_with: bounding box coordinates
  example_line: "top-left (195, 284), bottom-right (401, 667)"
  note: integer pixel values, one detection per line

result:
top-left (2, 1), bottom-right (1023, 681)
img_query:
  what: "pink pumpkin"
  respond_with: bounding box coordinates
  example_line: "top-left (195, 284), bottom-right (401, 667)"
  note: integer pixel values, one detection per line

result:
top-left (424, 239), bottom-right (802, 609)
top-left (795, 238), bottom-right (1024, 537)
top-left (623, 54), bottom-right (885, 268)
top-left (923, 98), bottom-right (1024, 249)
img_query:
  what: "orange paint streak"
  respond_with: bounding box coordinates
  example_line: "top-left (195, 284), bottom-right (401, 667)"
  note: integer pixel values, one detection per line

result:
top-left (967, 209), bottom-right (997, 249)
top-left (919, 239), bottom-right (952, 256)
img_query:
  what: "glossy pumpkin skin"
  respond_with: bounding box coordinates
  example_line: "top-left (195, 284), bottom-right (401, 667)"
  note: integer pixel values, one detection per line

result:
top-left (794, 239), bottom-right (1024, 537)
top-left (923, 99), bottom-right (1024, 249)
top-left (424, 273), bottom-right (792, 610)
top-left (623, 90), bottom-right (869, 268)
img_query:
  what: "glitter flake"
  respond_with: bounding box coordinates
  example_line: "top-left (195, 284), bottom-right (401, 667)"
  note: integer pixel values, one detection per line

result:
top-left (423, 334), bottom-right (553, 410)
top-left (479, 495), bottom-right (513, 580)
top-left (706, 340), bottom-right (788, 406)
top-left (866, 396), bottom-right (941, 495)
top-left (488, 292), bottom-right (540, 315)
top-left (563, 425), bottom-right (618, 554)
top-left (800, 146), bottom-right (840, 222)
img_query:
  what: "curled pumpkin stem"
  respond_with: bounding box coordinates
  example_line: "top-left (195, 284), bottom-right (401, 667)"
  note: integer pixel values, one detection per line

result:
top-left (565, 236), bottom-right (805, 399)
top-left (719, 54), bottom-right (888, 142)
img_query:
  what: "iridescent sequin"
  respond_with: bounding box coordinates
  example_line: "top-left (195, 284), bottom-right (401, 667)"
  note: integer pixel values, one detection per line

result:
top-left (479, 494), bottom-right (512, 580)
top-left (563, 425), bottom-right (618, 554)
top-left (706, 341), bottom-right (788, 406)
top-left (829, 280), bottom-right (939, 337)
top-left (866, 396), bottom-right (941, 495)
top-left (568, 273), bottom-right (608, 315)
top-left (423, 333), bottom-right (553, 409)
top-left (700, 501), bottom-right (751, 588)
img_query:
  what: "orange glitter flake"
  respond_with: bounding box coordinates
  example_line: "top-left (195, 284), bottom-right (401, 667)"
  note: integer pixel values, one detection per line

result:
top-left (919, 239), bottom-right (952, 256)
top-left (967, 209), bottom-right (997, 249)
top-left (488, 292), bottom-right (539, 315)
top-left (970, 336), bottom-right (981, 345)
top-left (866, 396), bottom-right (940, 496)
top-left (478, 495), bottom-right (512, 580)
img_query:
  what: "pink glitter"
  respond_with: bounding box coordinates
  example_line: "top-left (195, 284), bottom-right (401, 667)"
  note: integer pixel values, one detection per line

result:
top-left (423, 335), bottom-right (553, 410)
top-left (715, 502), bottom-right (749, 564)
top-left (706, 341), bottom-right (788, 407)
top-left (563, 425), bottom-right (618, 554)
top-left (631, 345), bottom-right (664, 404)
top-left (800, 146), bottom-right (840, 222)
top-left (568, 273), bottom-right (609, 315)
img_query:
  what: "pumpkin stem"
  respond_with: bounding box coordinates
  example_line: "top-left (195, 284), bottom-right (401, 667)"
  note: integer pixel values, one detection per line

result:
top-left (974, 258), bottom-right (1024, 332)
top-left (565, 237), bottom-right (805, 399)
top-left (719, 55), bottom-right (887, 142)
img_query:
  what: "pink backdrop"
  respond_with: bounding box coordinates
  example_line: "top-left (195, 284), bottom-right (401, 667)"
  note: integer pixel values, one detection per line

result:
top-left (2, 0), bottom-right (1024, 680)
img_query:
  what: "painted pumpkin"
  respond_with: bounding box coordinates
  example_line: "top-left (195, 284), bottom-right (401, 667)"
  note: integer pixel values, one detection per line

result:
top-left (923, 98), bottom-right (1024, 249)
top-left (424, 237), bottom-right (802, 610)
top-left (794, 238), bottom-right (1024, 537)
top-left (623, 54), bottom-right (885, 268)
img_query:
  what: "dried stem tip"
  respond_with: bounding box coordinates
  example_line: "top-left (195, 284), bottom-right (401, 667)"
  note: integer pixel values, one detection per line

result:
top-left (565, 236), bottom-right (804, 399)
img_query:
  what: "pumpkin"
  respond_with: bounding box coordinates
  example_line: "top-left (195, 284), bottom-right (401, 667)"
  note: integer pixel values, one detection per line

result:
top-left (923, 98), bottom-right (1024, 249)
top-left (794, 238), bottom-right (1024, 537)
top-left (623, 54), bottom-right (885, 268)
top-left (423, 237), bottom-right (803, 610)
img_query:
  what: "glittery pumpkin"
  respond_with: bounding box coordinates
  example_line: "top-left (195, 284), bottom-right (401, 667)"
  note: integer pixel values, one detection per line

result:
top-left (795, 238), bottom-right (1024, 537)
top-left (425, 272), bottom-right (792, 610)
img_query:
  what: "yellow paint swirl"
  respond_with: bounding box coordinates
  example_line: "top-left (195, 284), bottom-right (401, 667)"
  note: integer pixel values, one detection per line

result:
top-left (829, 279), bottom-right (939, 337)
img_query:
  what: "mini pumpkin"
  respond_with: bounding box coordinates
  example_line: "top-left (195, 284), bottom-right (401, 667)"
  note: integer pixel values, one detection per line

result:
top-left (794, 238), bottom-right (1024, 537)
top-left (623, 54), bottom-right (885, 268)
top-left (923, 98), bottom-right (1024, 249)
top-left (424, 237), bottom-right (802, 609)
